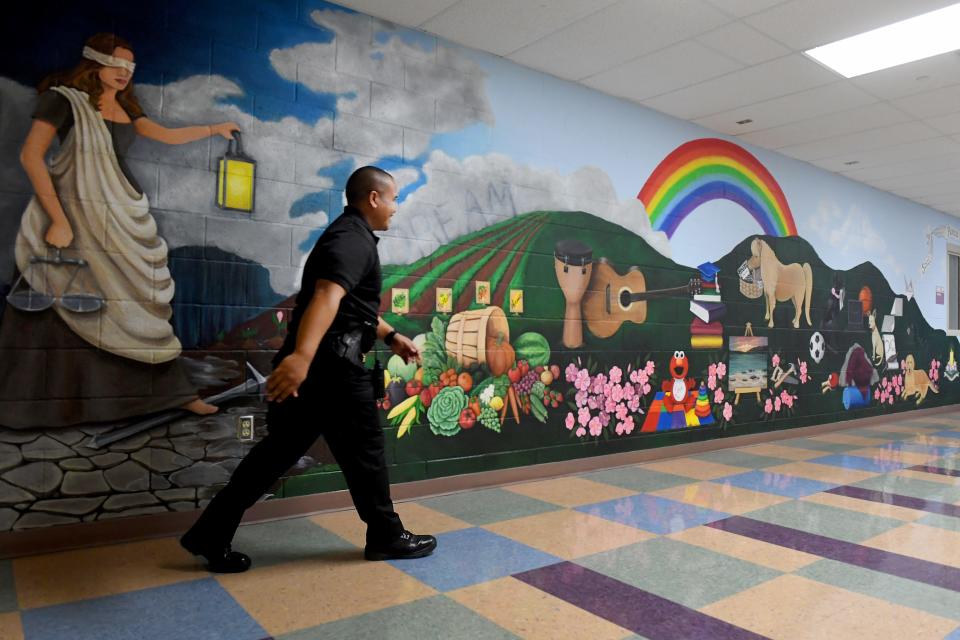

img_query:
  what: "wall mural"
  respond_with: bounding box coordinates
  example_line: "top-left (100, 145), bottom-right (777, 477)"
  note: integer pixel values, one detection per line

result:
top-left (0, 0), bottom-right (958, 533)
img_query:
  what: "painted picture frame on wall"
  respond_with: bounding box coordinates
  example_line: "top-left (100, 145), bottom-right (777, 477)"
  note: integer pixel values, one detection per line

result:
top-left (476, 281), bottom-right (491, 305)
top-left (883, 334), bottom-right (899, 370)
top-left (509, 289), bottom-right (523, 314)
top-left (728, 335), bottom-right (768, 395)
top-left (392, 288), bottom-right (409, 315)
top-left (436, 288), bottom-right (453, 313)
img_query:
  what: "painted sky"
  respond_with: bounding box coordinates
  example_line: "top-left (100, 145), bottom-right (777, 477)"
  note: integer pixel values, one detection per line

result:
top-left (1, 0), bottom-right (956, 327)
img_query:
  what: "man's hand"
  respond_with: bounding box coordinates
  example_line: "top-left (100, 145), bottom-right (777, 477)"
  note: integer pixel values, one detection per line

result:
top-left (266, 353), bottom-right (311, 402)
top-left (390, 334), bottom-right (421, 364)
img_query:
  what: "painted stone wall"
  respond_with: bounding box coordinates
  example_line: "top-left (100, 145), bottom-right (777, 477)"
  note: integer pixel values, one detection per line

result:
top-left (0, 0), bottom-right (958, 533)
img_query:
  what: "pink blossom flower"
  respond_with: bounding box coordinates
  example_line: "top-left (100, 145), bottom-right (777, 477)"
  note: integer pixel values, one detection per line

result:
top-left (628, 396), bottom-right (641, 412)
top-left (707, 375), bottom-right (717, 391)
top-left (874, 388), bottom-right (881, 400)
top-left (880, 390), bottom-right (889, 403)
top-left (575, 390), bottom-right (589, 407)
top-left (565, 413), bottom-right (575, 430)
top-left (645, 361), bottom-right (655, 376)
top-left (783, 394), bottom-right (794, 409)
top-left (609, 366), bottom-right (622, 384)
top-left (575, 426), bottom-right (586, 437)
top-left (638, 370), bottom-right (649, 386)
top-left (275, 310), bottom-right (284, 323)
top-left (587, 397), bottom-right (599, 410)
top-left (611, 384), bottom-right (624, 403)
top-left (900, 359), bottom-right (907, 370)
top-left (588, 416), bottom-right (602, 437)
top-left (931, 359), bottom-right (937, 369)
top-left (578, 407), bottom-right (591, 427)
top-left (714, 388), bottom-right (725, 404)
top-left (629, 370), bottom-right (640, 384)
top-left (722, 402), bottom-right (733, 421)
top-left (615, 421), bottom-right (625, 436)
top-left (772, 354), bottom-right (780, 368)
top-left (599, 412), bottom-right (611, 427)
top-left (888, 395), bottom-right (894, 405)
top-left (604, 397), bottom-right (618, 414)
top-left (615, 403), bottom-right (629, 421)
top-left (642, 384), bottom-right (652, 395)
top-left (774, 397), bottom-right (782, 412)
top-left (565, 363), bottom-right (579, 382)
top-left (764, 399), bottom-right (773, 414)
top-left (716, 362), bottom-right (726, 379)
top-left (708, 363), bottom-right (717, 379)
top-left (623, 384), bottom-right (636, 400)
top-left (622, 416), bottom-right (635, 434)
top-left (575, 372), bottom-right (591, 391)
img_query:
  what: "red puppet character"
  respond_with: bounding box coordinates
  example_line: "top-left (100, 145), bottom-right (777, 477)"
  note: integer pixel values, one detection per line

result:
top-left (662, 350), bottom-right (697, 413)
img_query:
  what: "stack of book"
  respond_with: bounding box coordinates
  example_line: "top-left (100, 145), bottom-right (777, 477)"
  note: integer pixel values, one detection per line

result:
top-left (690, 262), bottom-right (725, 349)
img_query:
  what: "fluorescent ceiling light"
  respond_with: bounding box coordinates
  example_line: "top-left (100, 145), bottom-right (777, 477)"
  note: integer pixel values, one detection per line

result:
top-left (805, 3), bottom-right (960, 78)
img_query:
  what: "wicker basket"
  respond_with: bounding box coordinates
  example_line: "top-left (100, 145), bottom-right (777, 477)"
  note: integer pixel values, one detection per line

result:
top-left (445, 306), bottom-right (510, 367)
top-left (737, 260), bottom-right (764, 299)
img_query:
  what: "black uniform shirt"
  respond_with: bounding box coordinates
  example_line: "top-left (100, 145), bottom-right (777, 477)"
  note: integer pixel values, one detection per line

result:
top-left (276, 206), bottom-right (381, 364)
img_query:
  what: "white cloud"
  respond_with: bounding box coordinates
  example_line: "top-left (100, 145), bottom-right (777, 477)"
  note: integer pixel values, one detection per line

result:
top-left (810, 198), bottom-right (905, 281)
top-left (378, 150), bottom-right (671, 265)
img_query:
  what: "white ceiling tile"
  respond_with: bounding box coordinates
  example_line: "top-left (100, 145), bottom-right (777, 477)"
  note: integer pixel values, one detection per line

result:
top-left (703, 0), bottom-right (787, 18)
top-left (744, 0), bottom-right (959, 50)
top-left (879, 168), bottom-right (960, 191)
top-left (737, 103), bottom-right (912, 148)
top-left (419, 0), bottom-right (619, 57)
top-left (780, 121), bottom-right (942, 162)
top-left (508, 0), bottom-right (731, 80)
top-left (917, 194), bottom-right (960, 208)
top-left (810, 137), bottom-right (960, 172)
top-left (851, 51), bottom-right (960, 101)
top-left (896, 181), bottom-right (960, 200)
top-left (332, 0), bottom-right (460, 26)
top-left (641, 53), bottom-right (836, 120)
top-left (695, 22), bottom-right (790, 66)
top-left (926, 112), bottom-right (960, 135)
top-left (583, 41), bottom-right (743, 101)
top-left (892, 84), bottom-right (960, 119)
top-left (841, 153), bottom-right (960, 181)
top-left (692, 81), bottom-right (877, 134)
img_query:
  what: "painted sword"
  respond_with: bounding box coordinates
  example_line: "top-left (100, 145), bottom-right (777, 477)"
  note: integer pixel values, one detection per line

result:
top-left (86, 362), bottom-right (267, 449)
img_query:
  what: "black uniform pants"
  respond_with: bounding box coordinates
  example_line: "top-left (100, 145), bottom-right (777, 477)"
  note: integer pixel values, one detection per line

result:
top-left (182, 357), bottom-right (404, 550)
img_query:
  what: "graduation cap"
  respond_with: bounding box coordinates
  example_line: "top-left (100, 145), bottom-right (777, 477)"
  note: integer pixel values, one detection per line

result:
top-left (697, 261), bottom-right (721, 282)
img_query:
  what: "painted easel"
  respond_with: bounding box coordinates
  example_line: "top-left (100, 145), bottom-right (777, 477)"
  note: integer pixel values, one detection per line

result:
top-left (733, 323), bottom-right (762, 405)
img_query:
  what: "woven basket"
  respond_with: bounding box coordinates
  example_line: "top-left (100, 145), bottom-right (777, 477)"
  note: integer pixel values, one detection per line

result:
top-left (737, 260), bottom-right (764, 299)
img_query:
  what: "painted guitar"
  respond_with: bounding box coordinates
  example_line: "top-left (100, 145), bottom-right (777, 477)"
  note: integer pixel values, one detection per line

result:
top-left (582, 258), bottom-right (702, 338)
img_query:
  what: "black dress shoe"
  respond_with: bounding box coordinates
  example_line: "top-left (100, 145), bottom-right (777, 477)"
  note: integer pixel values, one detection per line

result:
top-left (364, 530), bottom-right (437, 561)
top-left (180, 536), bottom-right (252, 573)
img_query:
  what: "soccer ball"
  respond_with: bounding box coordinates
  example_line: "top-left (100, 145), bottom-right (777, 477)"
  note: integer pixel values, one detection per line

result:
top-left (809, 332), bottom-right (825, 364)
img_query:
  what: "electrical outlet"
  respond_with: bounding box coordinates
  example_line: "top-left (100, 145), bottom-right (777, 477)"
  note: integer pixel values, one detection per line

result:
top-left (237, 415), bottom-right (255, 441)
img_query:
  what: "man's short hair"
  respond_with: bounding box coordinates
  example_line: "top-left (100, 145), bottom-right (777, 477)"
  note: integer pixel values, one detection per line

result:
top-left (345, 166), bottom-right (394, 205)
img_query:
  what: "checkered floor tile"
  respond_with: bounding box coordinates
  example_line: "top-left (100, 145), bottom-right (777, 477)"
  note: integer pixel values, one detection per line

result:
top-left (6, 413), bottom-right (960, 639)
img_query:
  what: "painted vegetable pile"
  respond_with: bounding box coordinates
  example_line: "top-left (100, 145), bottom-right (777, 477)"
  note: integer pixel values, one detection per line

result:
top-left (378, 315), bottom-right (564, 438)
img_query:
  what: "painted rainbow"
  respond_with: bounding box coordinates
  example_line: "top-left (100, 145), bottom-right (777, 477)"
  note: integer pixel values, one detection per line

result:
top-left (639, 138), bottom-right (797, 239)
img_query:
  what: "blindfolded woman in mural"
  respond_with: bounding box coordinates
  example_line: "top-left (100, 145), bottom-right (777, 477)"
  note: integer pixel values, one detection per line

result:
top-left (0, 33), bottom-right (239, 428)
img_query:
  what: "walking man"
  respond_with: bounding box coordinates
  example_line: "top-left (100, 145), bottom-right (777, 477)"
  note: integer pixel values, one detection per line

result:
top-left (180, 166), bottom-right (436, 572)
